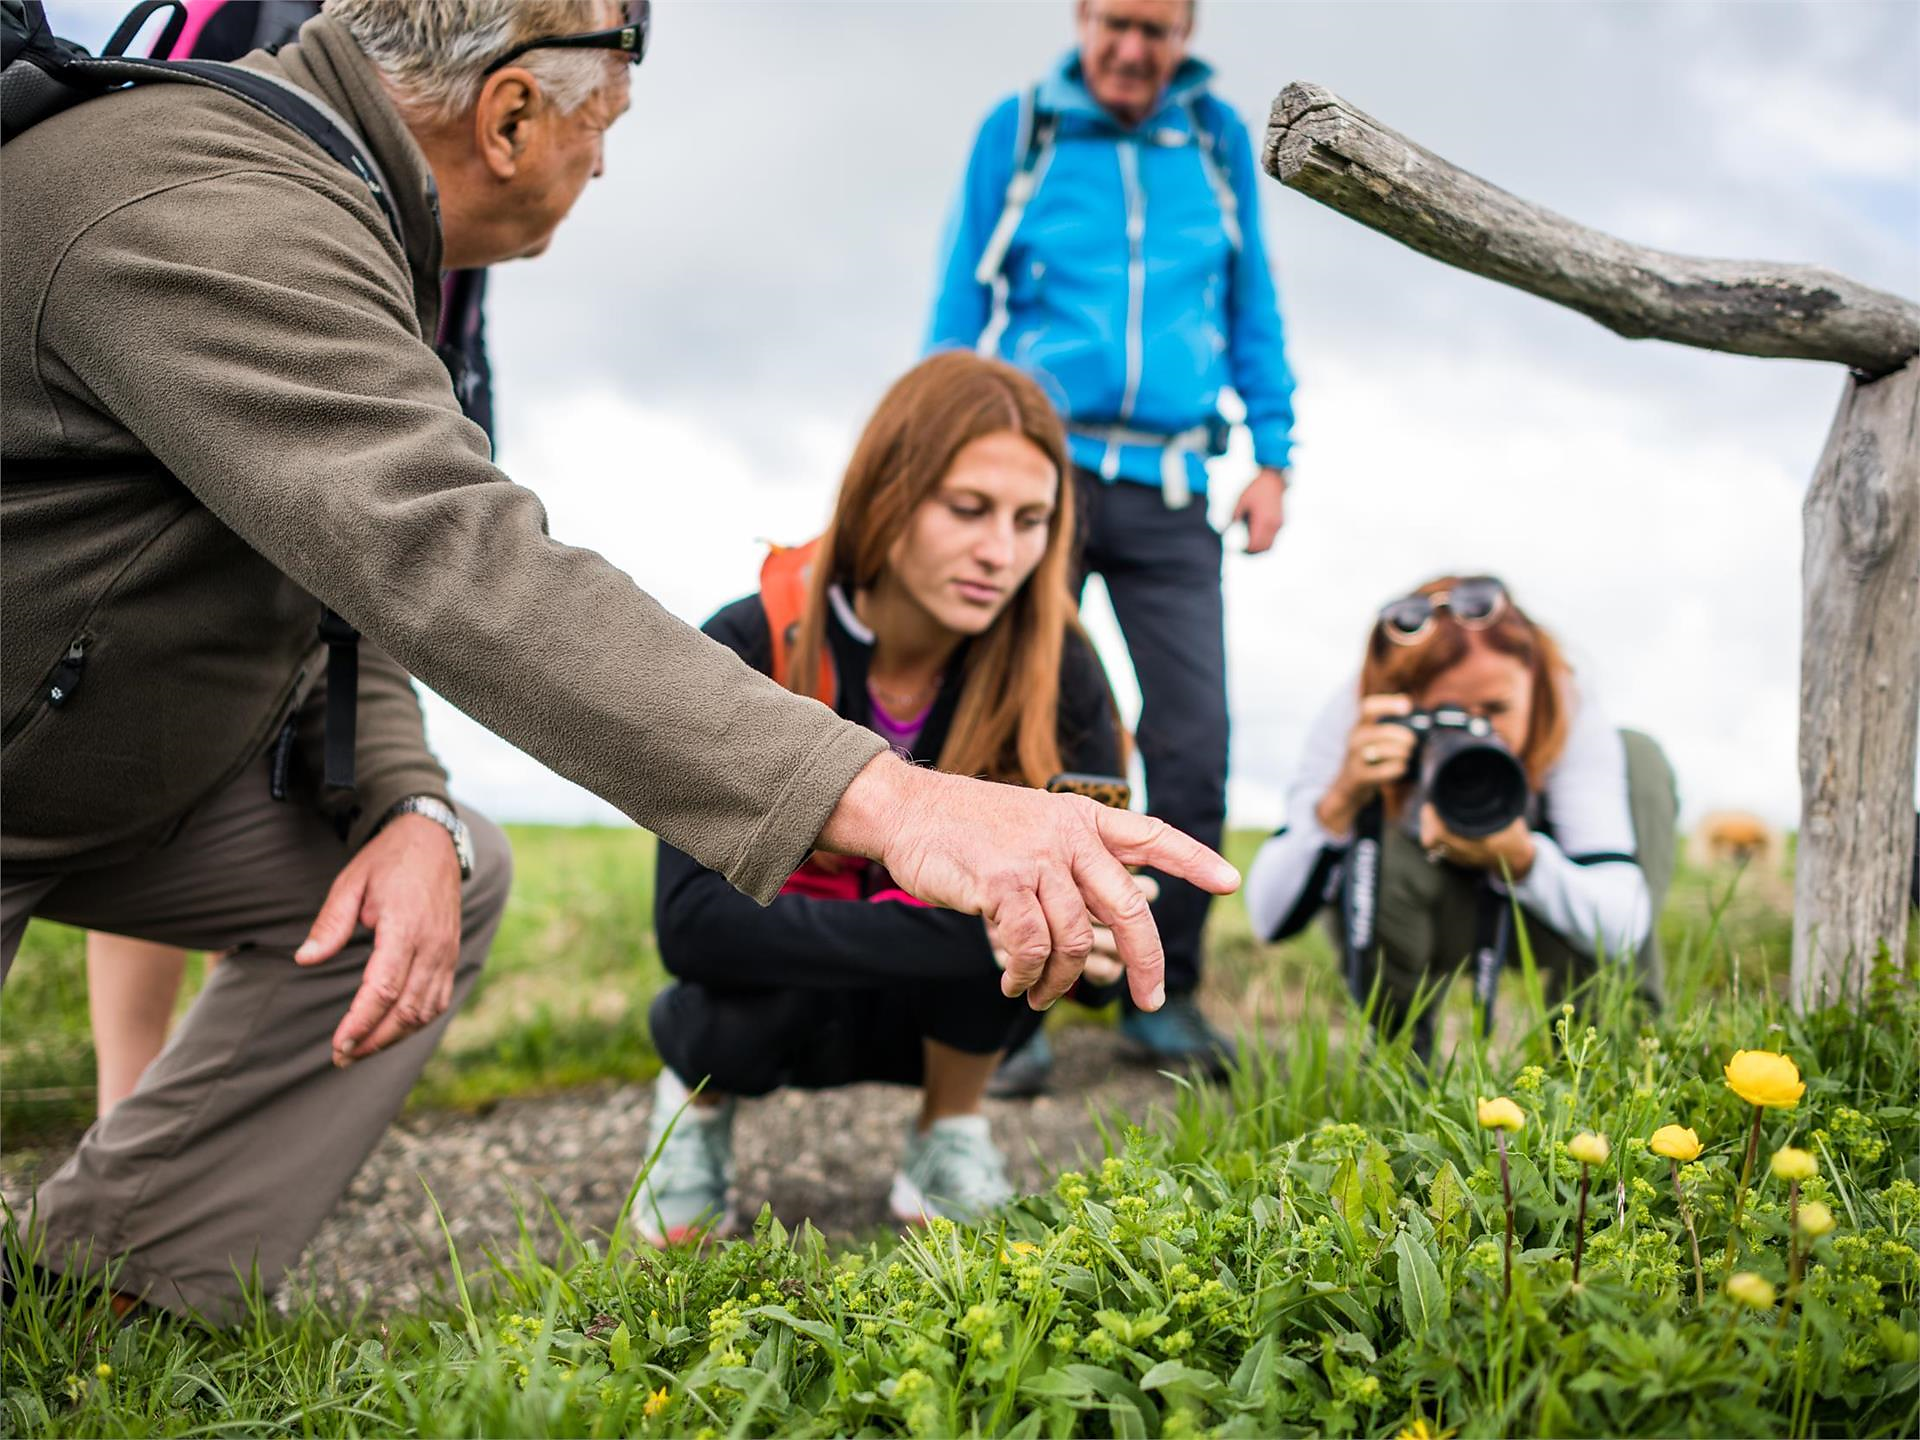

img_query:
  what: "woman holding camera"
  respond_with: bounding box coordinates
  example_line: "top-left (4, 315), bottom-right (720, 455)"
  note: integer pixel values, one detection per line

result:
top-left (1246, 576), bottom-right (1676, 1054)
top-left (636, 352), bottom-right (1130, 1244)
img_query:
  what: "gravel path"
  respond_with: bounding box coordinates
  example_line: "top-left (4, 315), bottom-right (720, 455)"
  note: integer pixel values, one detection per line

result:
top-left (2, 1027), bottom-right (1190, 1315)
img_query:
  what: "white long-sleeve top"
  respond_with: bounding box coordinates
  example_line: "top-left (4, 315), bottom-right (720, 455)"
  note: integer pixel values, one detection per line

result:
top-left (1246, 677), bottom-right (1652, 960)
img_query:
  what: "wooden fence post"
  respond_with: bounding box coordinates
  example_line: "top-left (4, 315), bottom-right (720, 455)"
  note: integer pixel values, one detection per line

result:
top-left (1794, 361), bottom-right (1920, 1005)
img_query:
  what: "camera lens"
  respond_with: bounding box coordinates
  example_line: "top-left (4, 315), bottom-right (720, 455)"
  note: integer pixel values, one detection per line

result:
top-left (1421, 726), bottom-right (1529, 838)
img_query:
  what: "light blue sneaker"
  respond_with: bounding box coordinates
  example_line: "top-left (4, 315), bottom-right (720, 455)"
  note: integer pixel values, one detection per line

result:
top-left (889, 1114), bottom-right (1013, 1226)
top-left (633, 1069), bottom-right (738, 1248)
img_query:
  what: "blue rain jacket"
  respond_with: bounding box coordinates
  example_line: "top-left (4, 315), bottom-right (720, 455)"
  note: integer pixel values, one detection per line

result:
top-left (928, 52), bottom-right (1296, 493)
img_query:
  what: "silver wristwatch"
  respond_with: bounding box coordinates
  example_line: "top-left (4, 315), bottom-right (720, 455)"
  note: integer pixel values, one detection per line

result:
top-left (383, 795), bottom-right (474, 881)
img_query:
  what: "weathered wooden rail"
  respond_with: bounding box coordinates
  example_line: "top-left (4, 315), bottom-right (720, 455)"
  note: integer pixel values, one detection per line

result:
top-left (1264, 82), bottom-right (1920, 1007)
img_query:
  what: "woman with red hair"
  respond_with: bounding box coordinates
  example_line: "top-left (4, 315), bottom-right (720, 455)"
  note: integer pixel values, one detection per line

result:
top-left (636, 352), bottom-right (1131, 1244)
top-left (1246, 576), bottom-right (1676, 1055)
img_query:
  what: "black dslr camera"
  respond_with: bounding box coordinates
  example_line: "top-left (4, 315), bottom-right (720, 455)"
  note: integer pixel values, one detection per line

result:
top-left (1382, 706), bottom-right (1530, 839)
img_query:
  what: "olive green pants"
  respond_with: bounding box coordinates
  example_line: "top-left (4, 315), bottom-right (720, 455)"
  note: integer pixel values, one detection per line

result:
top-left (1330, 730), bottom-right (1677, 1042)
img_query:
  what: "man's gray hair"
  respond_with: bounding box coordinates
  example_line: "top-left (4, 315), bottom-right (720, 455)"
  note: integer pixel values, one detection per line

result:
top-left (325, 0), bottom-right (620, 121)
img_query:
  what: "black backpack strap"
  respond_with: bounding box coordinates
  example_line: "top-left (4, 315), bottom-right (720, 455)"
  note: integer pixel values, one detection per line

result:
top-left (54, 53), bottom-right (403, 244)
top-left (102, 1), bottom-right (185, 59)
top-left (316, 609), bottom-right (359, 796)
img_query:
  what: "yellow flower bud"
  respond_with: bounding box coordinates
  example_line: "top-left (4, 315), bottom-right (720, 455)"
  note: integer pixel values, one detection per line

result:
top-left (1796, 1200), bottom-right (1835, 1238)
top-left (1566, 1132), bottom-right (1610, 1167)
top-left (1477, 1096), bottom-right (1525, 1132)
top-left (95, 1363), bottom-right (112, 1380)
top-left (1770, 1146), bottom-right (1818, 1183)
top-left (1722, 1050), bottom-right (1804, 1109)
top-left (1726, 1272), bottom-right (1776, 1309)
top-left (1649, 1124), bottom-right (1702, 1162)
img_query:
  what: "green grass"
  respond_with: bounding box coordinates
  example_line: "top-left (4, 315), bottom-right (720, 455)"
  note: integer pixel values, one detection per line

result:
top-left (3, 857), bottom-right (1914, 1437)
top-left (1, 827), bottom-right (1801, 1146)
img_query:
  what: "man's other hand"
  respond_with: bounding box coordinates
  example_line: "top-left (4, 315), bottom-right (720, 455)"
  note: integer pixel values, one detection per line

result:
top-left (294, 813), bottom-right (462, 1067)
top-left (820, 759), bottom-right (1239, 1012)
top-left (1230, 466), bottom-right (1289, 554)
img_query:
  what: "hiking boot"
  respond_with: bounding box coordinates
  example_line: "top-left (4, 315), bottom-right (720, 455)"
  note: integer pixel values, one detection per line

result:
top-left (1119, 993), bottom-right (1237, 1081)
top-left (888, 1114), bottom-right (1013, 1226)
top-left (986, 1027), bottom-right (1053, 1099)
top-left (633, 1069), bottom-right (738, 1248)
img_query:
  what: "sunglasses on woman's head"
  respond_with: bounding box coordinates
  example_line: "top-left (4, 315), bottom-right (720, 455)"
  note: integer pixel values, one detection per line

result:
top-left (482, 0), bottom-right (650, 76)
top-left (1378, 576), bottom-right (1509, 645)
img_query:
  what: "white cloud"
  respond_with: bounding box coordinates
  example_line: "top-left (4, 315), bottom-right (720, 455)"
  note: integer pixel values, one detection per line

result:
top-left (1692, 57), bottom-right (1920, 183)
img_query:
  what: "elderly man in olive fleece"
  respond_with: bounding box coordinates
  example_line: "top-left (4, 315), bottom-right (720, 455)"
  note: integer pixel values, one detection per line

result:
top-left (0, 0), bottom-right (1234, 1320)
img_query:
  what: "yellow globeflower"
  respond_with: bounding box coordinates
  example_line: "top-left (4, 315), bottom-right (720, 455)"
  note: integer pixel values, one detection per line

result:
top-left (1769, 1146), bottom-right (1818, 1183)
top-left (1723, 1050), bottom-right (1804, 1108)
top-left (1566, 1131), bottom-right (1610, 1166)
top-left (1650, 1124), bottom-right (1702, 1162)
top-left (1477, 1096), bottom-right (1525, 1132)
top-left (1726, 1272), bottom-right (1777, 1309)
top-left (1796, 1200), bottom-right (1836, 1238)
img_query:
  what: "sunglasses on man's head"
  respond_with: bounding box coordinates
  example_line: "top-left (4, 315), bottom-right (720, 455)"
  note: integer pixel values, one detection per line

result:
top-left (482, 0), bottom-right (650, 76)
top-left (1377, 576), bottom-right (1509, 645)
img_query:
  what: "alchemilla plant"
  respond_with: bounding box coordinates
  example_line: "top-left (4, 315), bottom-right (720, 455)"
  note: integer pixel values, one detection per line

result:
top-left (5, 948), bottom-right (1917, 1438)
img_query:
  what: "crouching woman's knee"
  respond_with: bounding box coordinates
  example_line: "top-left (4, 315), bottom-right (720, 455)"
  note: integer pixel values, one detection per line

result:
top-left (456, 804), bottom-right (513, 971)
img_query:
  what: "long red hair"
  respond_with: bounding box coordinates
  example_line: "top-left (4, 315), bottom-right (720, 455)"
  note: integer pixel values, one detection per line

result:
top-left (786, 352), bottom-right (1092, 788)
top-left (1358, 575), bottom-right (1573, 797)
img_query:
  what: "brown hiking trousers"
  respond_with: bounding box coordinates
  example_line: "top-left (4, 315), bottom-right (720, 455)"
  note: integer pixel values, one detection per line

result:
top-left (1, 758), bottom-right (510, 1322)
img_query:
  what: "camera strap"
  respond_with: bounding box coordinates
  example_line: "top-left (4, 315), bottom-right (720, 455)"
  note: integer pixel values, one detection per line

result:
top-left (1472, 885), bottom-right (1510, 1034)
top-left (1343, 797), bottom-right (1514, 1034)
top-left (1341, 797), bottom-right (1385, 1006)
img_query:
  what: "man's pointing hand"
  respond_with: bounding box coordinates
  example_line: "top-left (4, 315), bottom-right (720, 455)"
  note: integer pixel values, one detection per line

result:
top-left (819, 756), bottom-right (1239, 1011)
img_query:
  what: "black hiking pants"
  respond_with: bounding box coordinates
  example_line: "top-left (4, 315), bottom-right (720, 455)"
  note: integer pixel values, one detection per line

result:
top-left (651, 975), bottom-right (1044, 1098)
top-left (1072, 468), bottom-right (1229, 1001)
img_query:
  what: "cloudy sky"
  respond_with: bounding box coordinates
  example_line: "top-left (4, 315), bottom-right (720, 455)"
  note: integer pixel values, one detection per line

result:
top-left (57, 1), bottom-right (1920, 830)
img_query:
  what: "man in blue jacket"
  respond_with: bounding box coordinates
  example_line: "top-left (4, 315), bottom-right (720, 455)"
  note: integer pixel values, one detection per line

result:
top-left (929, 0), bottom-right (1298, 1087)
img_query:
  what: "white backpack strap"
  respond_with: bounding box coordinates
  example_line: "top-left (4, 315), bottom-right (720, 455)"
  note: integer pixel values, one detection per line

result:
top-left (973, 84), bottom-right (1056, 286)
top-left (1187, 96), bottom-right (1241, 254)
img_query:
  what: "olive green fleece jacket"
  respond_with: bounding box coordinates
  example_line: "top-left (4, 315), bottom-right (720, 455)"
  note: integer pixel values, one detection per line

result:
top-left (0, 16), bottom-right (885, 894)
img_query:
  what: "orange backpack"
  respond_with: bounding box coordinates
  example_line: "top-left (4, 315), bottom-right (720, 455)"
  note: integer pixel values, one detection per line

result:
top-left (759, 538), bottom-right (836, 706)
top-left (760, 539), bottom-right (865, 896)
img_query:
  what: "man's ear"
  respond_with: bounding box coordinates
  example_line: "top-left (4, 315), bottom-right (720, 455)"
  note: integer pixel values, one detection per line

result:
top-left (473, 69), bottom-right (541, 180)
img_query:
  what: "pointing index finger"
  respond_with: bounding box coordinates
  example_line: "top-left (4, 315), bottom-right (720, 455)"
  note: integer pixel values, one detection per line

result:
top-left (1090, 808), bottom-right (1238, 896)
top-left (1072, 842), bottom-right (1165, 1011)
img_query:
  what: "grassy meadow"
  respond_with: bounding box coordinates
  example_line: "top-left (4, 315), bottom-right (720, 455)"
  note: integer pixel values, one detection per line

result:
top-left (8, 827), bottom-right (1918, 1438)
top-left (2, 826), bottom-right (1799, 1147)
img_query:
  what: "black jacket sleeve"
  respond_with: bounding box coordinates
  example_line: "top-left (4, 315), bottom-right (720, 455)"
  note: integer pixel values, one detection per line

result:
top-left (653, 596), bottom-right (999, 989)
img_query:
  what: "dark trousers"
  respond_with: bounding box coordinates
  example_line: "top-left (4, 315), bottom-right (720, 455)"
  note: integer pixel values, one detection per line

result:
top-left (651, 975), bottom-right (1043, 1098)
top-left (1072, 469), bottom-right (1228, 998)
